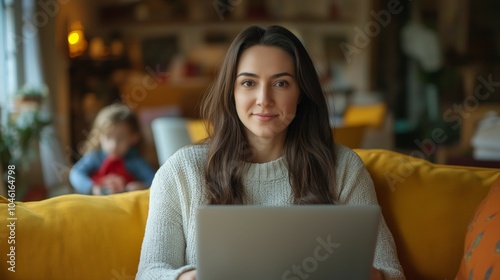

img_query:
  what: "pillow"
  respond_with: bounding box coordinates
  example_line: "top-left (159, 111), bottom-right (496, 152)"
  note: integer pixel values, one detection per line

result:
top-left (355, 149), bottom-right (498, 279)
top-left (456, 175), bottom-right (500, 280)
top-left (0, 190), bottom-right (150, 280)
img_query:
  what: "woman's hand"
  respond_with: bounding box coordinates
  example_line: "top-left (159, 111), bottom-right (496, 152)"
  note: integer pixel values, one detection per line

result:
top-left (371, 267), bottom-right (385, 280)
top-left (178, 270), bottom-right (196, 280)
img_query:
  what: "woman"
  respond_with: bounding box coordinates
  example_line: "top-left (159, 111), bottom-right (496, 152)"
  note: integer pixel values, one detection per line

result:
top-left (137, 25), bottom-right (405, 280)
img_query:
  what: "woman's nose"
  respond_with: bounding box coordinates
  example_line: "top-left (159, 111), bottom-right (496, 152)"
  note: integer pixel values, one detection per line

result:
top-left (256, 85), bottom-right (273, 107)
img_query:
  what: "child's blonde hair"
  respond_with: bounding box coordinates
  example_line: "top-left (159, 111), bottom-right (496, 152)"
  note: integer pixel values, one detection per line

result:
top-left (79, 103), bottom-right (141, 155)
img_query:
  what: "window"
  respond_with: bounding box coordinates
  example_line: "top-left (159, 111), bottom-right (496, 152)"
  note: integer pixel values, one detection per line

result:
top-left (0, 0), bottom-right (7, 112)
top-left (1, 0), bottom-right (12, 116)
top-left (1, 0), bottom-right (23, 119)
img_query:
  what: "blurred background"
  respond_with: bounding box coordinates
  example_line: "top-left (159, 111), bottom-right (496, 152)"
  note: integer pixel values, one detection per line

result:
top-left (1, 0), bottom-right (499, 200)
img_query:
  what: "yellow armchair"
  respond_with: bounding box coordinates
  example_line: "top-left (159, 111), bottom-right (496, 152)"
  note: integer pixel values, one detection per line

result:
top-left (333, 102), bottom-right (391, 149)
top-left (0, 149), bottom-right (498, 280)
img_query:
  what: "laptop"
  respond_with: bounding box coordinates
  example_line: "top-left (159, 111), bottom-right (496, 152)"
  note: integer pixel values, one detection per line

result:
top-left (196, 205), bottom-right (381, 280)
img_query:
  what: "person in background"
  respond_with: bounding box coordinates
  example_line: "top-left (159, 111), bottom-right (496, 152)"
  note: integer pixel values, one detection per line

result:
top-left (137, 25), bottom-right (405, 280)
top-left (70, 103), bottom-right (155, 195)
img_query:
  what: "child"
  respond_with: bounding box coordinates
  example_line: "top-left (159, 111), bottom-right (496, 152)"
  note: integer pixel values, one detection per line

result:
top-left (70, 103), bottom-right (155, 195)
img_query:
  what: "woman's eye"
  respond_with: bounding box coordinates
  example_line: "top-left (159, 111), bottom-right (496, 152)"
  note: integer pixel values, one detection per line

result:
top-left (241, 80), bottom-right (254, 87)
top-left (274, 81), bottom-right (289, 88)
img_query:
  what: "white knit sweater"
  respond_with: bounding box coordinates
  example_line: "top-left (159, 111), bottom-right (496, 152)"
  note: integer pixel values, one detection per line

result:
top-left (137, 144), bottom-right (405, 279)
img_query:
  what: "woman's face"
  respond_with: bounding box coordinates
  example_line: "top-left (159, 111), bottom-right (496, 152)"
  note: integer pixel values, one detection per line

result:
top-left (234, 45), bottom-right (300, 142)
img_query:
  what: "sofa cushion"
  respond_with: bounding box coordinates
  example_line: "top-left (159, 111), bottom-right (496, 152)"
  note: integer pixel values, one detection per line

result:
top-left (456, 175), bottom-right (500, 280)
top-left (0, 190), bottom-right (149, 280)
top-left (354, 149), bottom-right (500, 279)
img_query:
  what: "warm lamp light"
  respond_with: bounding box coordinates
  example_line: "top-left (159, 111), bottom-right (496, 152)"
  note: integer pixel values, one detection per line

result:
top-left (68, 21), bottom-right (87, 58)
top-left (68, 31), bottom-right (81, 45)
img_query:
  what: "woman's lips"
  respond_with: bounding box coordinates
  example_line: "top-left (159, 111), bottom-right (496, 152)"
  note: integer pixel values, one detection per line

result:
top-left (252, 113), bottom-right (279, 122)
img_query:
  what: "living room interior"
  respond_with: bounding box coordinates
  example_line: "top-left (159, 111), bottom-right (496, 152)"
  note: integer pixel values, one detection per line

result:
top-left (0, 0), bottom-right (499, 279)
top-left (0, 0), bottom-right (499, 200)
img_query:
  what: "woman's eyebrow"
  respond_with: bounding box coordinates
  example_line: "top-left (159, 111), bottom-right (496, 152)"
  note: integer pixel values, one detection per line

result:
top-left (237, 72), bottom-right (258, 78)
top-left (237, 72), bottom-right (294, 78)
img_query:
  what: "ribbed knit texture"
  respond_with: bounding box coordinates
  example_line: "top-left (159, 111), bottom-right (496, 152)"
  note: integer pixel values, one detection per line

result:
top-left (137, 144), bottom-right (406, 279)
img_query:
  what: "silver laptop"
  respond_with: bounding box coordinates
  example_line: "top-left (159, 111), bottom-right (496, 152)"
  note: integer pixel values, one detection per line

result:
top-left (196, 205), bottom-right (381, 280)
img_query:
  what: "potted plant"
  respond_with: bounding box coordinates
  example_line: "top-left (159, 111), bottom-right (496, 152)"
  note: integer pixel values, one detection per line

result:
top-left (13, 84), bottom-right (48, 111)
top-left (0, 84), bottom-right (51, 199)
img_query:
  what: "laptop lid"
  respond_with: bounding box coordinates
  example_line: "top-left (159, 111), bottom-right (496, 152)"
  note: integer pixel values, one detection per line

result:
top-left (196, 205), bottom-right (381, 280)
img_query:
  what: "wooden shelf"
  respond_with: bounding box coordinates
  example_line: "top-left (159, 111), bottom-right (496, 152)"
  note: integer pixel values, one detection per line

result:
top-left (99, 19), bottom-right (354, 33)
top-left (98, 0), bottom-right (359, 30)
top-left (102, 16), bottom-right (352, 25)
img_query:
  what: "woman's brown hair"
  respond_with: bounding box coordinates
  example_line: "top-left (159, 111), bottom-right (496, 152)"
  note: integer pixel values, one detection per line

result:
top-left (201, 25), bottom-right (336, 205)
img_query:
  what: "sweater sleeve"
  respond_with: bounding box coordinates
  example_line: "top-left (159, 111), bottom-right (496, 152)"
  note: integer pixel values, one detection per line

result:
top-left (136, 156), bottom-right (195, 280)
top-left (69, 152), bottom-right (101, 194)
top-left (336, 147), bottom-right (406, 280)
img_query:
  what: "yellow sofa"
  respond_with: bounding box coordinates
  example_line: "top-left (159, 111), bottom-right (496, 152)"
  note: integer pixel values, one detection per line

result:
top-left (0, 149), bottom-right (498, 280)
